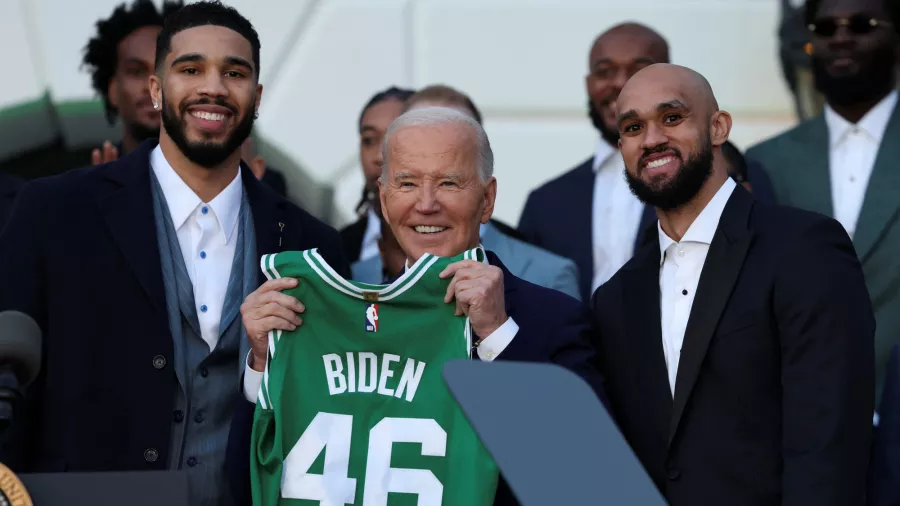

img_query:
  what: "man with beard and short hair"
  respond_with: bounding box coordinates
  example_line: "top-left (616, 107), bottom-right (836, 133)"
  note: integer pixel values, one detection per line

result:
top-left (746, 0), bottom-right (900, 398)
top-left (519, 23), bottom-right (774, 303)
top-left (0, 3), bottom-right (348, 505)
top-left (83, 0), bottom-right (184, 164)
top-left (592, 63), bottom-right (874, 506)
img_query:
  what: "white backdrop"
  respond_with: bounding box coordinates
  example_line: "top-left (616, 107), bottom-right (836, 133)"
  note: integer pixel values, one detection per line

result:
top-left (0, 0), bottom-right (797, 227)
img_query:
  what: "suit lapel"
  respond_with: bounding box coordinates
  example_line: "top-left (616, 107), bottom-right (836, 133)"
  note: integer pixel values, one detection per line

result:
top-left (669, 188), bottom-right (755, 446)
top-left (634, 205), bottom-right (658, 253)
top-left (245, 168), bottom-right (289, 287)
top-left (570, 160), bottom-right (596, 297)
top-left (851, 102), bottom-right (900, 261)
top-left (622, 240), bottom-right (673, 443)
top-left (96, 141), bottom-right (167, 315)
top-left (788, 118), bottom-right (833, 218)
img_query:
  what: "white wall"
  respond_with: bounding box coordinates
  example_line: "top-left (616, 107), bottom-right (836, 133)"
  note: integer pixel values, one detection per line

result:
top-left (2, 0), bottom-right (797, 227)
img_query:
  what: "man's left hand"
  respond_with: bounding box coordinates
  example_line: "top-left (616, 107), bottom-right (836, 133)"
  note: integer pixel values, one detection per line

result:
top-left (440, 260), bottom-right (508, 338)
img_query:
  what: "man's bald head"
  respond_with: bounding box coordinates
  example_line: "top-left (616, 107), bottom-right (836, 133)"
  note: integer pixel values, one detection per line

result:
top-left (585, 23), bottom-right (670, 146)
top-left (590, 23), bottom-right (669, 65)
top-left (617, 64), bottom-right (719, 128)
top-left (614, 63), bottom-right (733, 211)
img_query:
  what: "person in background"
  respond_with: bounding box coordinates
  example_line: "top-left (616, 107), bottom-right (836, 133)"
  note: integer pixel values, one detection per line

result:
top-left (339, 86), bottom-right (415, 264)
top-left (517, 23), bottom-right (667, 303)
top-left (0, 5), bottom-right (347, 506)
top-left (83, 0), bottom-right (183, 164)
top-left (746, 0), bottom-right (900, 398)
top-left (350, 189), bottom-right (405, 283)
top-left (594, 63), bottom-right (874, 506)
top-left (778, 0), bottom-right (826, 120)
top-left (240, 136), bottom-right (287, 197)
top-left (383, 84), bottom-right (582, 300)
top-left (721, 140), bottom-right (777, 200)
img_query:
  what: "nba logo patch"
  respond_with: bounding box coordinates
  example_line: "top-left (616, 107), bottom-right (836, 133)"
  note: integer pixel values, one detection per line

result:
top-left (365, 303), bottom-right (379, 333)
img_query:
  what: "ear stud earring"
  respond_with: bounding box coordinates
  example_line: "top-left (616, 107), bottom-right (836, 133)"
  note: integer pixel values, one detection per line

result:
top-left (153, 102), bottom-right (159, 109)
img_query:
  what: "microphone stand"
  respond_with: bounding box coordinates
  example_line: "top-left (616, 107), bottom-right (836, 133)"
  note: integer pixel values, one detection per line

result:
top-left (0, 365), bottom-right (22, 439)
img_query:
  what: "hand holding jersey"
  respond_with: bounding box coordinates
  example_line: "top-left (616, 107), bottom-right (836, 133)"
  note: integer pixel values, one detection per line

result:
top-left (241, 277), bottom-right (305, 371)
top-left (440, 259), bottom-right (508, 339)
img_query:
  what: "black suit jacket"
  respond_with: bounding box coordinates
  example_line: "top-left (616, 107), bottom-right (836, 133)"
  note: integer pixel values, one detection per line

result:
top-left (225, 251), bottom-right (605, 506)
top-left (0, 139), bottom-right (349, 472)
top-left (0, 171), bottom-right (23, 232)
top-left (592, 185), bottom-right (874, 506)
top-left (518, 156), bottom-right (777, 302)
top-left (870, 342), bottom-right (900, 506)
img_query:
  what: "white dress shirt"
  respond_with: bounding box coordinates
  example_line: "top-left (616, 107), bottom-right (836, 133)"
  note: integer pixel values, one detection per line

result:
top-left (591, 139), bottom-right (646, 293)
top-left (825, 89), bottom-right (898, 238)
top-left (151, 145), bottom-right (242, 352)
top-left (658, 177), bottom-right (736, 396)
top-left (242, 243), bottom-right (518, 401)
top-left (359, 208), bottom-right (381, 261)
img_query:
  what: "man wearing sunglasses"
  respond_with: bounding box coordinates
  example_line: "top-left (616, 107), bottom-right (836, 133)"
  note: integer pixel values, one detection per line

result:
top-left (747, 0), bottom-right (900, 401)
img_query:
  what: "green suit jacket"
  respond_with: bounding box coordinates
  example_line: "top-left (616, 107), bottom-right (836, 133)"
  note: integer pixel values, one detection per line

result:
top-left (746, 104), bottom-right (900, 398)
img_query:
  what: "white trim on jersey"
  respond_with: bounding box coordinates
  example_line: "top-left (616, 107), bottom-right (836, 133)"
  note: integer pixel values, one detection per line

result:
top-left (307, 248), bottom-right (435, 299)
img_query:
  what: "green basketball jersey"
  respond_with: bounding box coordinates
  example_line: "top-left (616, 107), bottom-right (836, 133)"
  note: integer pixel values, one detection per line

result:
top-left (250, 246), bottom-right (499, 506)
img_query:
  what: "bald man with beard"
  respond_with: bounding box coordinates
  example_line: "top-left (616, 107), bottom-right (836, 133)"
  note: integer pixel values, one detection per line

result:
top-left (591, 63), bottom-right (874, 506)
top-left (519, 23), bottom-right (775, 303)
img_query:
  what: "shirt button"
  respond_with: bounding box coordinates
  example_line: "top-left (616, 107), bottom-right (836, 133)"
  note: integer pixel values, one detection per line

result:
top-left (144, 448), bottom-right (158, 463)
top-left (194, 410), bottom-right (205, 424)
top-left (201, 206), bottom-right (208, 215)
top-left (483, 351), bottom-right (495, 359)
top-left (682, 289), bottom-right (688, 295)
top-left (173, 410), bottom-right (184, 423)
top-left (152, 355), bottom-right (166, 369)
top-left (200, 367), bottom-right (209, 378)
top-left (678, 249), bottom-right (685, 257)
top-left (187, 457), bottom-right (198, 467)
top-left (200, 305), bottom-right (208, 313)
top-left (200, 251), bottom-right (207, 259)
top-left (849, 176), bottom-right (856, 182)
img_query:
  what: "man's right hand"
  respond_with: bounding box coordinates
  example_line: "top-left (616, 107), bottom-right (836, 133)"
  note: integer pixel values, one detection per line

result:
top-left (91, 141), bottom-right (119, 165)
top-left (240, 278), bottom-right (305, 371)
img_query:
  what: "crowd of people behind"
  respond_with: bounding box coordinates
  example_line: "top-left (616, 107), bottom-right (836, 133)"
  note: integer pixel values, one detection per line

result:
top-left (1, 0), bottom-right (900, 505)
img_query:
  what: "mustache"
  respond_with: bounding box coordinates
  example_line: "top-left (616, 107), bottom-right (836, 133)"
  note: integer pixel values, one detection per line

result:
top-left (639, 146), bottom-right (682, 167)
top-left (182, 97), bottom-right (238, 115)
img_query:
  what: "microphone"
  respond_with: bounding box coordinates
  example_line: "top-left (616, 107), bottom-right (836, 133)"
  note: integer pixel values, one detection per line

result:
top-left (0, 311), bottom-right (41, 436)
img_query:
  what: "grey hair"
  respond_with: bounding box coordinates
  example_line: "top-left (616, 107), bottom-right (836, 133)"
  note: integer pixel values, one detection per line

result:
top-left (380, 106), bottom-right (494, 182)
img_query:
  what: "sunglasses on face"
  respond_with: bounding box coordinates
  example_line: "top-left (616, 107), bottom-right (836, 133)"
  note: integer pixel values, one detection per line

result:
top-left (808, 15), bottom-right (893, 37)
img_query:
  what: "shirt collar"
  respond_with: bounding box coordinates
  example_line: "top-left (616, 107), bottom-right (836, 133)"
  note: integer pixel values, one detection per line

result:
top-left (657, 177), bottom-right (737, 265)
top-left (150, 145), bottom-right (243, 243)
top-left (824, 89), bottom-right (898, 148)
top-left (404, 243), bottom-right (488, 271)
top-left (592, 138), bottom-right (617, 172)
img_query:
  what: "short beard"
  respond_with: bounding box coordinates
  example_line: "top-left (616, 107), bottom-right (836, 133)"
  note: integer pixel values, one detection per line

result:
top-left (160, 94), bottom-right (255, 169)
top-left (625, 136), bottom-right (714, 211)
top-left (588, 99), bottom-right (620, 147)
top-left (813, 43), bottom-right (897, 108)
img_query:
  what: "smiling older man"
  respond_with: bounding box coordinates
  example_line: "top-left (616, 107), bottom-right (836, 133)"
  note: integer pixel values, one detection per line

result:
top-left (227, 106), bottom-right (606, 506)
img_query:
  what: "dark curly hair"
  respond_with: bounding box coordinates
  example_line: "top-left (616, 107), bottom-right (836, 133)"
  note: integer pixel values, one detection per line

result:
top-left (155, 1), bottom-right (261, 76)
top-left (804, 0), bottom-right (900, 31)
top-left (357, 86), bottom-right (415, 131)
top-left (82, 0), bottom-right (183, 124)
